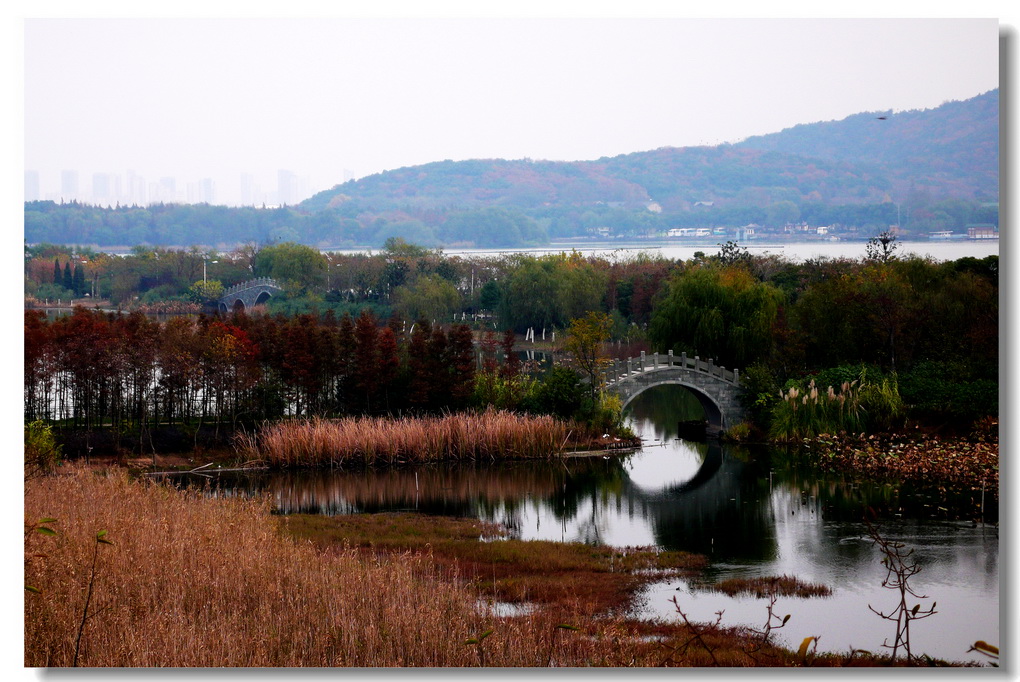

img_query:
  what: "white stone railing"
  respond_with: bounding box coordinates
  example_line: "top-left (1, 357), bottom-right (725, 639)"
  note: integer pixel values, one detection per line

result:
top-left (222, 278), bottom-right (281, 298)
top-left (605, 350), bottom-right (740, 386)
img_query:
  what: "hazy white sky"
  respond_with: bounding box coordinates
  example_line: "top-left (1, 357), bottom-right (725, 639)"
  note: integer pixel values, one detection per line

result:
top-left (21, 13), bottom-right (1002, 205)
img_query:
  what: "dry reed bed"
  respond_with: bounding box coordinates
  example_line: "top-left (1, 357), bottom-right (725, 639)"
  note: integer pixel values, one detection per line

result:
top-left (24, 468), bottom-right (660, 667)
top-left (702, 575), bottom-right (832, 599)
top-left (25, 469), bottom-right (936, 667)
top-left (240, 410), bottom-right (597, 468)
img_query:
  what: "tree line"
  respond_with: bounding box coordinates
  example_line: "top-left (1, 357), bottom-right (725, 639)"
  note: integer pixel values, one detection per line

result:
top-left (26, 239), bottom-right (999, 437)
top-left (23, 308), bottom-right (502, 433)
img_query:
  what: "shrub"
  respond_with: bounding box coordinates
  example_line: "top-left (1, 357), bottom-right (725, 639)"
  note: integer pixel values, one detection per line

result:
top-left (581, 393), bottom-right (626, 435)
top-left (899, 360), bottom-right (998, 422)
top-left (740, 363), bottom-right (780, 427)
top-left (525, 366), bottom-right (586, 419)
top-left (25, 420), bottom-right (61, 479)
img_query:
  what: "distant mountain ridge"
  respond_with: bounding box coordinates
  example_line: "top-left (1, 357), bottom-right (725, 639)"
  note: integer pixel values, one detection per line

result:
top-left (25, 90), bottom-right (998, 249)
top-left (734, 89), bottom-right (998, 201)
top-left (303, 89), bottom-right (998, 214)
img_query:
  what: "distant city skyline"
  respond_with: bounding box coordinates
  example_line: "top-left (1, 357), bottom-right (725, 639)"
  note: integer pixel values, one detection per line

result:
top-left (23, 167), bottom-right (323, 207)
top-left (24, 17), bottom-right (1000, 208)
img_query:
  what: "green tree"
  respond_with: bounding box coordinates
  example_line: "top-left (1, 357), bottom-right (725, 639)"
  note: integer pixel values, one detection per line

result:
top-left (73, 264), bottom-right (86, 296)
top-left (189, 280), bottom-right (225, 303)
top-left (498, 256), bottom-right (561, 332)
top-left (254, 242), bottom-right (327, 293)
top-left (478, 280), bottom-right (501, 311)
top-left (765, 200), bottom-right (800, 227)
top-left (62, 261), bottom-right (73, 293)
top-left (649, 265), bottom-right (783, 369)
top-left (391, 274), bottom-right (461, 323)
top-left (564, 311), bottom-right (612, 406)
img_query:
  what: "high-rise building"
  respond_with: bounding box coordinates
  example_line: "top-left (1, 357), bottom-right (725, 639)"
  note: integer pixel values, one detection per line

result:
top-left (150, 176), bottom-right (178, 204)
top-left (278, 169), bottom-right (298, 206)
top-left (25, 170), bottom-right (40, 202)
top-left (187, 178), bottom-right (216, 204)
top-left (60, 170), bottom-right (79, 202)
top-left (126, 170), bottom-right (146, 205)
top-left (92, 172), bottom-right (112, 204)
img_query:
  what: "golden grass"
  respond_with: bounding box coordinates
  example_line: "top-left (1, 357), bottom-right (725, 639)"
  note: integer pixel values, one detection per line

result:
top-left (283, 512), bottom-right (708, 615)
top-left (24, 468), bottom-right (950, 668)
top-left (238, 409), bottom-right (600, 468)
top-left (22, 467), bottom-right (684, 667)
top-left (703, 575), bottom-right (833, 599)
top-left (25, 468), bottom-right (563, 666)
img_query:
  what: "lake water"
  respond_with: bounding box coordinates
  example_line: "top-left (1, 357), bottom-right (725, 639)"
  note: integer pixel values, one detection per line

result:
top-left (343, 239), bottom-right (999, 263)
top-left (194, 384), bottom-right (999, 665)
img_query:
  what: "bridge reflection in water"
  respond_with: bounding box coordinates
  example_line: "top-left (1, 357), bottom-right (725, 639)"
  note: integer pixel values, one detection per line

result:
top-left (185, 382), bottom-right (998, 664)
top-left (197, 384), bottom-right (778, 563)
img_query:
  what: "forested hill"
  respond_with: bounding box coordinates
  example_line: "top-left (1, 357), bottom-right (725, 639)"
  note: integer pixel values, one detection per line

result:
top-left (734, 89), bottom-right (998, 202)
top-left (25, 90), bottom-right (998, 248)
top-left (304, 89), bottom-right (997, 213)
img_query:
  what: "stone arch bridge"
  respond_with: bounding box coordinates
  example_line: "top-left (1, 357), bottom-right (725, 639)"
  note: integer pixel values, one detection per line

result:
top-left (605, 350), bottom-right (745, 435)
top-left (218, 278), bottom-right (283, 314)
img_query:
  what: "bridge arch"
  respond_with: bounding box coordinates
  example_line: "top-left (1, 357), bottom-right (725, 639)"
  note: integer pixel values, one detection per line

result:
top-left (619, 380), bottom-right (724, 430)
top-left (606, 351), bottom-right (745, 434)
top-left (218, 278), bottom-right (283, 314)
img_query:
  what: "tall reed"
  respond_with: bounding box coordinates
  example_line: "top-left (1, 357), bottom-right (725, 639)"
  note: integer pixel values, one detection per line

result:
top-left (238, 409), bottom-right (598, 468)
top-left (769, 379), bottom-right (863, 441)
top-left (24, 468), bottom-right (641, 667)
top-left (769, 374), bottom-right (906, 441)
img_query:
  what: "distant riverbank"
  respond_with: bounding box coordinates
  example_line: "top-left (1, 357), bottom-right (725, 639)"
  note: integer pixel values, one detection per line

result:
top-left (320, 238), bottom-right (998, 263)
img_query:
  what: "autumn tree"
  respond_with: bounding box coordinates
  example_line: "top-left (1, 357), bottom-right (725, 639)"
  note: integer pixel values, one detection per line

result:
top-left (447, 324), bottom-right (476, 408)
top-left (564, 311), bottom-right (612, 406)
top-left (376, 326), bottom-right (401, 412)
top-left (353, 309), bottom-right (380, 412)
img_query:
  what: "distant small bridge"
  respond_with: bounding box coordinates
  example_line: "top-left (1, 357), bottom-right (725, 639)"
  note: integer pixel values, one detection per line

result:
top-left (606, 351), bottom-right (745, 434)
top-left (218, 278), bottom-right (283, 314)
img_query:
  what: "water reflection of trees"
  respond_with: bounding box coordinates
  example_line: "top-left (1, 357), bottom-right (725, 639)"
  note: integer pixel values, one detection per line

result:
top-left (188, 384), bottom-right (993, 569)
top-left (205, 457), bottom-right (630, 519)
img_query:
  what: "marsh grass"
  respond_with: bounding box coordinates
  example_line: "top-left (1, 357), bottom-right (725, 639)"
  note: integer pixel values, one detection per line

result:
top-left (769, 377), bottom-right (904, 441)
top-left (283, 512), bottom-right (708, 614)
top-left (25, 468), bottom-right (948, 667)
top-left (24, 467), bottom-right (615, 666)
top-left (239, 409), bottom-right (609, 468)
top-left (703, 575), bottom-right (833, 599)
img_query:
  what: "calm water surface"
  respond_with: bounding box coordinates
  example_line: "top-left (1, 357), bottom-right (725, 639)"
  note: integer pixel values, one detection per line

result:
top-left (197, 385), bottom-right (999, 664)
top-left (436, 239), bottom-right (999, 263)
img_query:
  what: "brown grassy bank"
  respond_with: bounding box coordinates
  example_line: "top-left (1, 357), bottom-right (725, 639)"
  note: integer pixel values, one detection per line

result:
top-left (237, 409), bottom-right (631, 468)
top-left (698, 575), bottom-right (832, 599)
top-left (25, 469), bottom-right (956, 667)
top-left (283, 513), bottom-right (707, 615)
top-left (27, 467), bottom-right (663, 667)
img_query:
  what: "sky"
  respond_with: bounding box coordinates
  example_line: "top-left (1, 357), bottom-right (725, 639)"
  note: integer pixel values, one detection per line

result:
top-left (21, 12), bottom-right (1003, 206)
